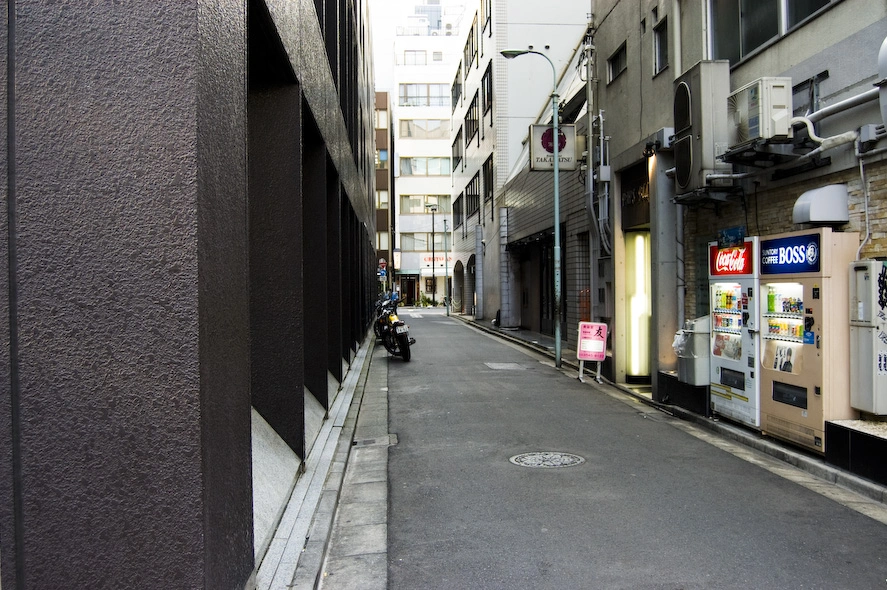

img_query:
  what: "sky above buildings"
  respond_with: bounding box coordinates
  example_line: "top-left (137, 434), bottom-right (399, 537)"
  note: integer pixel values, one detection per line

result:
top-left (368, 0), bottom-right (467, 91)
top-left (368, 0), bottom-right (411, 91)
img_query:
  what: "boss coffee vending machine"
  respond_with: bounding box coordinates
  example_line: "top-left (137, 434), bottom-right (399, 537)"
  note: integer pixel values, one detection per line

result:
top-left (758, 228), bottom-right (858, 452)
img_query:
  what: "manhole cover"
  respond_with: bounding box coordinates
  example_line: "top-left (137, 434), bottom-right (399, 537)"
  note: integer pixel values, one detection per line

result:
top-left (509, 452), bottom-right (586, 468)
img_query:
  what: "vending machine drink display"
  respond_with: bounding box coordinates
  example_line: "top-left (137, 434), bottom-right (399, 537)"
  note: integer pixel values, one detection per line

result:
top-left (758, 228), bottom-right (859, 452)
top-left (709, 237), bottom-right (761, 428)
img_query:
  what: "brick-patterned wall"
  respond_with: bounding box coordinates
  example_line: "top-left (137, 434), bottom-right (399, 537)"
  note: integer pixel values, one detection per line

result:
top-left (682, 158), bottom-right (887, 318)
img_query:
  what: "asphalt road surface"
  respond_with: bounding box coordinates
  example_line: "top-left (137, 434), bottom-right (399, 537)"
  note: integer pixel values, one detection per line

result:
top-left (385, 308), bottom-right (887, 590)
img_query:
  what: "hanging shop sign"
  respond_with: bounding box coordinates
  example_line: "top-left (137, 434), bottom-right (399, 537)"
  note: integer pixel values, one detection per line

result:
top-left (529, 124), bottom-right (577, 171)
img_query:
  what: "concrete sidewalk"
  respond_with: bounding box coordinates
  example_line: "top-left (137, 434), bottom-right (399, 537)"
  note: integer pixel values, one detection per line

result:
top-left (297, 311), bottom-right (887, 589)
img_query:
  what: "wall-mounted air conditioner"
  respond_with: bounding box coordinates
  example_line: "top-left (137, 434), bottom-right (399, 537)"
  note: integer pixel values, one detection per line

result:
top-left (673, 61), bottom-right (732, 195)
top-left (727, 77), bottom-right (793, 149)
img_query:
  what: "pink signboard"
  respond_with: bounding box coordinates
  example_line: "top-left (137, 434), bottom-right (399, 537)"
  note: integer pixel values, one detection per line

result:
top-left (577, 322), bottom-right (607, 361)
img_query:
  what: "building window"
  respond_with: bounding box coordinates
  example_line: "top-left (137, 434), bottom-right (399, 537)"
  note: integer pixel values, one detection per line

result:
top-left (375, 149), bottom-right (388, 169)
top-left (482, 156), bottom-right (493, 202)
top-left (608, 43), bottom-right (627, 83)
top-left (452, 128), bottom-right (464, 169)
top-left (464, 15), bottom-right (478, 70)
top-left (374, 109), bottom-right (388, 129)
top-left (376, 231), bottom-right (389, 250)
top-left (454, 193), bottom-right (464, 228)
top-left (376, 190), bottom-right (389, 209)
top-left (426, 194), bottom-right (452, 213)
top-left (792, 72), bottom-right (829, 118)
top-left (481, 0), bottom-right (492, 32)
top-left (400, 232), bottom-right (428, 251)
top-left (433, 231), bottom-right (451, 251)
top-left (466, 173), bottom-right (480, 218)
top-left (433, 51), bottom-right (443, 62)
top-left (401, 195), bottom-right (425, 214)
top-left (481, 63), bottom-right (493, 114)
top-left (483, 155), bottom-right (494, 222)
top-left (399, 83), bottom-right (450, 107)
top-left (400, 157), bottom-right (451, 176)
top-left (451, 64), bottom-right (463, 112)
top-left (711, 0), bottom-right (832, 65)
top-left (653, 17), bottom-right (668, 75)
top-left (400, 119), bottom-right (448, 139)
top-left (404, 50), bottom-right (427, 65)
top-left (787, 0), bottom-right (832, 27)
top-left (465, 92), bottom-right (479, 145)
top-left (400, 195), bottom-right (452, 214)
top-left (401, 233), bottom-right (451, 252)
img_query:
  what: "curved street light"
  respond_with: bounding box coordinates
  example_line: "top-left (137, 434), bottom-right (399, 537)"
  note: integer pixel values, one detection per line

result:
top-left (501, 48), bottom-right (562, 367)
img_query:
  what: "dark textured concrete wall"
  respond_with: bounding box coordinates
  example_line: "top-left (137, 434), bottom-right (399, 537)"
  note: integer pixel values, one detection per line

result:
top-left (0, 3), bottom-right (13, 588)
top-left (303, 113), bottom-right (331, 409)
top-left (197, 1), bottom-right (254, 587)
top-left (1, 0), bottom-right (377, 586)
top-left (1, 2), bottom-right (253, 588)
top-left (249, 85), bottom-right (307, 458)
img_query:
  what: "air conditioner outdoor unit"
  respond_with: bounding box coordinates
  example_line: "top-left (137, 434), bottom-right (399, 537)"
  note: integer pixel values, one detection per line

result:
top-left (673, 61), bottom-right (732, 195)
top-left (727, 77), bottom-right (793, 149)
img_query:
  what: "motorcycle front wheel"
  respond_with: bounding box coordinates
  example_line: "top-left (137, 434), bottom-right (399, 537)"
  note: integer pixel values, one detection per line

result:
top-left (397, 333), bottom-right (411, 361)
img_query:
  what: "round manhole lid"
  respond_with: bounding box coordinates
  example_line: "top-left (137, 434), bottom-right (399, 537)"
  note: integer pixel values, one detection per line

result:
top-left (509, 452), bottom-right (586, 469)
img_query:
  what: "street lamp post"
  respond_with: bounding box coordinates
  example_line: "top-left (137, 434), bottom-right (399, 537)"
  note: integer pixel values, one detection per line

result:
top-left (426, 203), bottom-right (438, 304)
top-left (501, 48), bottom-right (562, 367)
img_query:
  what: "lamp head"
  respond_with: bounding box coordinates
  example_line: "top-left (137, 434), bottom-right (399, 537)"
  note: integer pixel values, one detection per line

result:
top-left (643, 140), bottom-right (660, 158)
top-left (501, 49), bottom-right (529, 59)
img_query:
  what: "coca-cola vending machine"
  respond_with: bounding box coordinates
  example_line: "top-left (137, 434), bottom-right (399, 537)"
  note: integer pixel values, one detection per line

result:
top-left (709, 237), bottom-right (761, 429)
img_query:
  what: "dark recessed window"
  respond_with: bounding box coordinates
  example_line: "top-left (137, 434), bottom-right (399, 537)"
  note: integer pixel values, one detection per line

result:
top-left (608, 43), bottom-right (627, 83)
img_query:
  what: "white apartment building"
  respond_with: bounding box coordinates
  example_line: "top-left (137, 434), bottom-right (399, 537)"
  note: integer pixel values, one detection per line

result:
top-left (449, 0), bottom-right (590, 318)
top-left (389, 0), bottom-right (466, 305)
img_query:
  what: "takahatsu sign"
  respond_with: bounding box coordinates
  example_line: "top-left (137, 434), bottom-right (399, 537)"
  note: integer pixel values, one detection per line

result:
top-left (760, 233), bottom-right (821, 275)
top-left (709, 238), bottom-right (755, 277)
top-left (529, 124), bottom-right (578, 171)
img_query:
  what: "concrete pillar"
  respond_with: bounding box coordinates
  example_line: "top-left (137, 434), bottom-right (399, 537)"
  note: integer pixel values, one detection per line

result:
top-left (650, 151), bottom-right (680, 395)
top-left (0, 2), bottom-right (253, 587)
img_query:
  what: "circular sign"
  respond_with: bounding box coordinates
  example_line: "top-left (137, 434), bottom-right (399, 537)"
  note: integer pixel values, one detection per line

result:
top-left (540, 127), bottom-right (567, 154)
top-left (805, 241), bottom-right (819, 266)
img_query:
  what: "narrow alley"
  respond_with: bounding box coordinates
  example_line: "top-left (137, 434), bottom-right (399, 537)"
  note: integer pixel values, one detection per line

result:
top-left (319, 308), bottom-right (887, 589)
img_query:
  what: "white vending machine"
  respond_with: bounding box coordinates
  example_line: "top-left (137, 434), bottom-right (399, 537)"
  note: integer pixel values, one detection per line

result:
top-left (849, 259), bottom-right (887, 415)
top-left (709, 237), bottom-right (761, 428)
top-left (758, 228), bottom-right (859, 453)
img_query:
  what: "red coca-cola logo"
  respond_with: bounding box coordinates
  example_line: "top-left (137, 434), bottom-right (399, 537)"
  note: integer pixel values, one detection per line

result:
top-left (710, 245), bottom-right (753, 276)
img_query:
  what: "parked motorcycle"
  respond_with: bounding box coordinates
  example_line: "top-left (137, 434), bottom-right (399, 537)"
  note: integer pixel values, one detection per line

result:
top-left (374, 294), bottom-right (414, 361)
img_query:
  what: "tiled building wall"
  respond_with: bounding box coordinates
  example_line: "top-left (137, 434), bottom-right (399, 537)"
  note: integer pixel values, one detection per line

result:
top-left (682, 158), bottom-right (887, 319)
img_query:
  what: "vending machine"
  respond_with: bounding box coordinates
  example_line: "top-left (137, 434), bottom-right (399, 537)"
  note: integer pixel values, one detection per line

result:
top-left (849, 260), bottom-right (887, 415)
top-left (758, 228), bottom-right (859, 453)
top-left (709, 237), bottom-right (761, 428)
